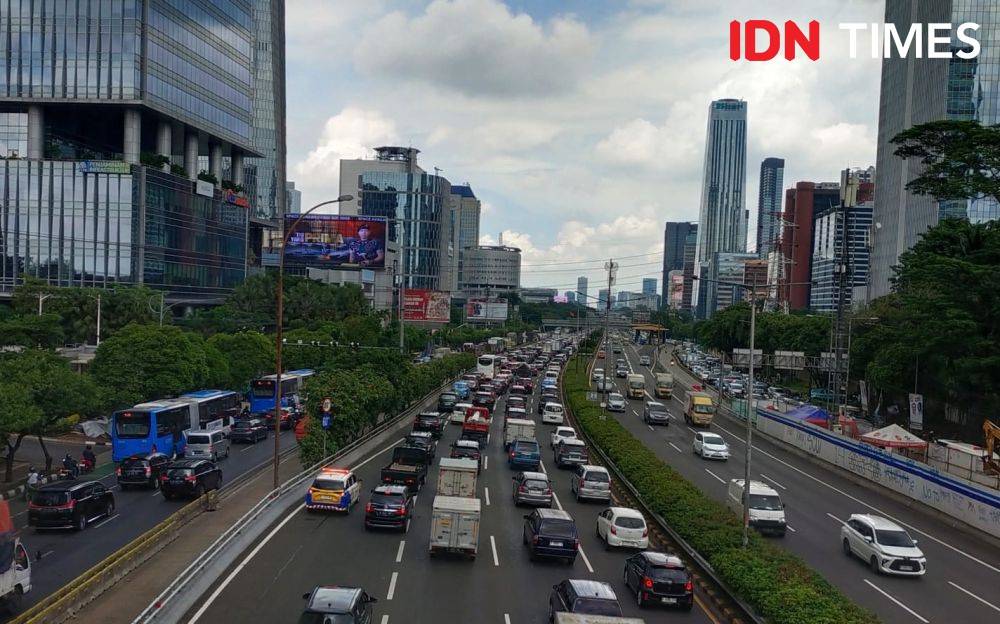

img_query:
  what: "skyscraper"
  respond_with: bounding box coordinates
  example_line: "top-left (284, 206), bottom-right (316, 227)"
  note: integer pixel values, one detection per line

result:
top-left (642, 278), bottom-right (657, 307)
top-left (662, 222), bottom-right (696, 302)
top-left (286, 182), bottom-right (302, 213)
top-left (680, 227), bottom-right (698, 312)
top-left (777, 182), bottom-right (841, 311)
top-left (577, 276), bottom-right (589, 306)
top-left (598, 289), bottom-right (610, 309)
top-left (756, 158), bottom-right (785, 257)
top-left (450, 185), bottom-right (482, 251)
top-left (868, 2), bottom-right (1000, 301)
top-left (694, 99), bottom-right (748, 316)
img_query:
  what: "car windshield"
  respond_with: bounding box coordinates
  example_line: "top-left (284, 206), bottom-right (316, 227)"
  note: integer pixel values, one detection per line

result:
top-left (298, 613), bottom-right (355, 624)
top-left (32, 490), bottom-right (70, 506)
top-left (650, 407), bottom-right (667, 415)
top-left (114, 411), bottom-right (151, 438)
top-left (546, 405), bottom-right (563, 413)
top-left (121, 457), bottom-right (149, 469)
top-left (440, 393), bottom-right (456, 401)
top-left (749, 494), bottom-right (783, 510)
top-left (694, 404), bottom-right (715, 414)
top-left (453, 447), bottom-right (478, 458)
top-left (609, 394), bottom-right (623, 402)
top-left (585, 471), bottom-right (610, 483)
top-left (703, 435), bottom-right (725, 446)
top-left (514, 441), bottom-right (539, 453)
top-left (573, 598), bottom-right (622, 616)
top-left (540, 519), bottom-right (576, 538)
top-left (524, 479), bottom-right (549, 490)
top-left (876, 529), bottom-right (914, 547)
top-left (187, 434), bottom-right (210, 445)
top-left (312, 478), bottom-right (346, 491)
top-left (615, 516), bottom-right (645, 529)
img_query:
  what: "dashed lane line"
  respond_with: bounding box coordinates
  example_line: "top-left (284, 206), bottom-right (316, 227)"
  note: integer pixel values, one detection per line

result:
top-left (759, 473), bottom-right (787, 490)
top-left (386, 571), bottom-right (398, 600)
top-left (948, 581), bottom-right (1000, 614)
top-left (490, 535), bottom-right (500, 567)
top-left (704, 468), bottom-right (726, 485)
top-left (395, 540), bottom-right (405, 563)
top-left (863, 579), bottom-right (928, 623)
top-left (668, 442), bottom-right (683, 453)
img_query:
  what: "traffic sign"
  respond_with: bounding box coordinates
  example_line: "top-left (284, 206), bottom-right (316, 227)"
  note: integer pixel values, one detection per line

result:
top-left (322, 398), bottom-right (332, 413)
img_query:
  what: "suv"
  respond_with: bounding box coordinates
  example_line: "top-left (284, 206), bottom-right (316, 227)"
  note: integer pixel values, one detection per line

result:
top-left (160, 459), bottom-right (222, 500)
top-left (623, 551), bottom-right (694, 610)
top-left (571, 465), bottom-right (611, 503)
top-left (643, 402), bottom-right (670, 426)
top-left (437, 392), bottom-right (458, 413)
top-left (506, 396), bottom-right (527, 413)
top-left (230, 418), bottom-right (268, 444)
top-left (450, 439), bottom-right (482, 470)
top-left (184, 429), bottom-right (230, 461)
top-left (537, 391), bottom-right (559, 414)
top-left (841, 514), bottom-right (926, 576)
top-left (117, 452), bottom-right (171, 489)
top-left (549, 579), bottom-right (622, 619)
top-left (550, 426), bottom-right (577, 449)
top-left (639, 355), bottom-right (651, 366)
top-left (300, 586), bottom-right (377, 624)
top-left (523, 508), bottom-right (579, 563)
top-left (364, 485), bottom-right (413, 532)
top-left (404, 431), bottom-right (437, 459)
top-left (541, 403), bottom-right (565, 425)
top-left (28, 481), bottom-right (115, 531)
top-left (508, 439), bottom-right (541, 471)
top-left (512, 471), bottom-right (553, 507)
top-left (555, 439), bottom-right (589, 468)
top-left (413, 412), bottom-right (444, 438)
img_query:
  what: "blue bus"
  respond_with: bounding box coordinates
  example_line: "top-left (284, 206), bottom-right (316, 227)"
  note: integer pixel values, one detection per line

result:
top-left (111, 400), bottom-right (191, 462)
top-left (178, 389), bottom-right (241, 434)
top-left (247, 370), bottom-right (315, 415)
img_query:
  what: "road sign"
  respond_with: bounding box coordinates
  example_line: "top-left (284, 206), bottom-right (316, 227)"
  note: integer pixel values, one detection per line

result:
top-left (908, 393), bottom-right (923, 431)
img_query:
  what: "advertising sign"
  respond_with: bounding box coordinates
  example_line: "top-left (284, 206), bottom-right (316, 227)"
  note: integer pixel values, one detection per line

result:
top-left (909, 393), bottom-right (924, 431)
top-left (195, 180), bottom-right (214, 197)
top-left (465, 298), bottom-right (509, 323)
top-left (403, 289), bottom-right (451, 323)
top-left (282, 214), bottom-right (387, 270)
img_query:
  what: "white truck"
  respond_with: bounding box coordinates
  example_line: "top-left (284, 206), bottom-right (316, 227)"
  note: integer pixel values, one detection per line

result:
top-left (437, 458), bottom-right (478, 498)
top-left (429, 495), bottom-right (481, 558)
top-left (554, 614), bottom-right (645, 624)
top-left (0, 538), bottom-right (31, 614)
top-left (503, 418), bottom-right (536, 450)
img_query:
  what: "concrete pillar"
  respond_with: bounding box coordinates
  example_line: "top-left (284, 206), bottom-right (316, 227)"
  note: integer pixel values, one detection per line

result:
top-left (123, 108), bottom-right (141, 165)
top-left (171, 122), bottom-right (184, 167)
top-left (185, 132), bottom-right (199, 180)
top-left (27, 105), bottom-right (44, 159)
top-left (155, 120), bottom-right (171, 171)
top-left (209, 142), bottom-right (224, 187)
top-left (231, 152), bottom-right (244, 186)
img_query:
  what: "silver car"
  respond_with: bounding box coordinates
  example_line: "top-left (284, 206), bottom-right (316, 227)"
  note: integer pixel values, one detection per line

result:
top-left (841, 514), bottom-right (926, 576)
top-left (571, 465), bottom-right (611, 503)
top-left (607, 393), bottom-right (626, 412)
top-left (513, 471), bottom-right (553, 507)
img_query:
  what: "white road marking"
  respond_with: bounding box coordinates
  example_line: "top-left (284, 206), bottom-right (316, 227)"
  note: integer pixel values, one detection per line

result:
top-left (863, 579), bottom-right (928, 623)
top-left (632, 410), bottom-right (639, 417)
top-left (704, 468), bottom-right (726, 485)
top-left (668, 442), bottom-right (683, 453)
top-left (490, 535), bottom-right (500, 567)
top-left (93, 513), bottom-right (119, 529)
top-left (395, 540), bottom-right (406, 563)
top-left (152, 489), bottom-right (164, 497)
top-left (484, 456), bottom-right (488, 471)
top-left (485, 486), bottom-right (491, 506)
top-left (578, 543), bottom-right (595, 574)
top-left (381, 616), bottom-right (389, 624)
top-left (948, 581), bottom-right (1000, 614)
top-left (241, 444), bottom-right (257, 453)
top-left (386, 571), bottom-right (398, 600)
top-left (504, 615), bottom-right (511, 624)
top-left (647, 425), bottom-right (654, 432)
top-left (759, 473), bottom-right (787, 490)
top-left (412, 495), bottom-right (418, 506)
top-left (826, 512), bottom-right (845, 524)
top-left (785, 524), bottom-right (797, 533)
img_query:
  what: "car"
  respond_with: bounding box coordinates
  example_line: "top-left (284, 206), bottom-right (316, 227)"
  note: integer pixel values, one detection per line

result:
top-left (596, 507), bottom-right (649, 550)
top-left (516, 377), bottom-right (534, 393)
top-left (116, 452), bottom-right (171, 489)
top-left (450, 439), bottom-right (482, 470)
top-left (510, 384), bottom-right (528, 395)
top-left (555, 439), bottom-right (589, 468)
top-left (28, 481), bottom-right (115, 531)
top-left (160, 459), bottom-right (222, 500)
top-left (523, 508), bottom-right (579, 563)
top-left (413, 411), bottom-right (445, 438)
top-left (623, 551), bottom-right (694, 610)
top-left (615, 367), bottom-right (629, 378)
top-left (606, 393), bottom-right (626, 412)
top-left (451, 402), bottom-right (473, 425)
top-left (512, 471), bottom-right (553, 507)
top-left (184, 428), bottom-right (230, 461)
top-left (591, 368), bottom-right (605, 382)
top-left (504, 407), bottom-right (528, 426)
top-left (571, 465), bottom-right (611, 503)
top-left (300, 586), bottom-right (377, 623)
top-left (305, 467), bottom-right (361, 512)
top-left (452, 381), bottom-right (471, 400)
top-left (693, 432), bottom-right (730, 460)
top-left (538, 391), bottom-right (559, 414)
top-left (508, 439), bottom-right (541, 471)
top-left (549, 579), bottom-right (622, 619)
top-left (472, 391), bottom-right (496, 412)
top-left (437, 392), bottom-right (458, 413)
top-left (230, 418), bottom-right (269, 444)
top-left (643, 402), bottom-right (670, 426)
top-left (541, 402), bottom-right (565, 425)
top-left (404, 431), bottom-right (437, 459)
top-left (550, 426), bottom-right (577, 449)
top-left (506, 396), bottom-right (528, 413)
top-left (595, 378), bottom-right (616, 392)
top-left (364, 484), bottom-right (413, 531)
top-left (639, 355), bottom-right (651, 366)
top-left (841, 514), bottom-right (926, 576)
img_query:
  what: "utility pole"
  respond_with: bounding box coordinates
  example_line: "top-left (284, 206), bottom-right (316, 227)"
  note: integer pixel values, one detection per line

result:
top-left (398, 222), bottom-right (406, 354)
top-left (743, 277), bottom-right (759, 548)
top-left (95, 294), bottom-right (102, 347)
top-left (603, 260), bottom-right (618, 417)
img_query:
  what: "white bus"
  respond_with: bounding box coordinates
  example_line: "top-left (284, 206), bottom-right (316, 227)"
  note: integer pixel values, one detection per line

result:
top-left (477, 354), bottom-right (499, 380)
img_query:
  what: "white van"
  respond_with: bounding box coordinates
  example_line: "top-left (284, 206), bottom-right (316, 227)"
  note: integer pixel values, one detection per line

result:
top-left (185, 429), bottom-right (230, 461)
top-left (726, 479), bottom-right (786, 537)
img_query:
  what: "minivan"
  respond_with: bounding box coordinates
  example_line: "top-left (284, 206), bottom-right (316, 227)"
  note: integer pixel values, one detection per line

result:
top-left (554, 439), bottom-right (589, 468)
top-left (184, 429), bottom-right (230, 461)
top-left (571, 465), bottom-right (611, 503)
top-left (726, 479), bottom-right (786, 537)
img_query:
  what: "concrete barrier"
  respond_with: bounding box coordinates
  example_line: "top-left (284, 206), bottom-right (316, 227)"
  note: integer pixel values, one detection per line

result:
top-left (755, 407), bottom-right (1000, 538)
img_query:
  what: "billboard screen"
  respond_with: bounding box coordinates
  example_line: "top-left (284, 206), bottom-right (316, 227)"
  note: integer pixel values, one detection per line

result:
top-left (403, 289), bottom-right (451, 323)
top-left (465, 298), bottom-right (509, 322)
top-left (281, 214), bottom-right (387, 269)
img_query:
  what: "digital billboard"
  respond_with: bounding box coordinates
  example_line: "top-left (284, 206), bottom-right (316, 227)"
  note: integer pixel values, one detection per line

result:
top-left (403, 289), bottom-right (451, 323)
top-left (281, 214), bottom-right (387, 269)
top-left (465, 298), bottom-right (509, 322)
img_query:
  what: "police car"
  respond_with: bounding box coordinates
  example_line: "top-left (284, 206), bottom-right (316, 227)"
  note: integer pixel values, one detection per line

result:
top-left (305, 468), bottom-right (361, 513)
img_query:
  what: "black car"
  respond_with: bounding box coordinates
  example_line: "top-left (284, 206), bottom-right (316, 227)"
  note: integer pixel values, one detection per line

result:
top-left (364, 485), bottom-right (413, 531)
top-left (624, 551), bottom-right (694, 610)
top-left (117, 452), bottom-right (171, 489)
top-left (523, 508), bottom-right (578, 563)
top-left (28, 481), bottom-right (115, 531)
top-left (472, 391), bottom-right (495, 412)
top-left (230, 418), bottom-right (269, 443)
top-left (404, 431), bottom-right (437, 459)
top-left (538, 392), bottom-right (559, 414)
top-left (643, 402), bottom-right (670, 426)
top-left (413, 412), bottom-right (444, 438)
top-left (549, 579), bottom-right (623, 619)
top-left (437, 392), bottom-right (458, 413)
top-left (450, 439), bottom-right (482, 469)
top-left (300, 586), bottom-right (377, 624)
top-left (160, 459), bottom-right (222, 500)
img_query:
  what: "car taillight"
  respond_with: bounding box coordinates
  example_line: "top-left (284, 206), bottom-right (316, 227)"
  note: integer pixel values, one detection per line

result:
top-left (572, 539), bottom-right (580, 550)
top-left (144, 466), bottom-right (152, 477)
top-left (684, 581), bottom-right (693, 592)
top-left (365, 503), bottom-right (374, 514)
top-left (160, 474), bottom-right (168, 481)
top-left (509, 451), bottom-right (515, 458)
top-left (518, 485), bottom-right (527, 493)
top-left (184, 475), bottom-right (197, 483)
top-left (383, 476), bottom-right (392, 482)
top-left (532, 536), bottom-right (539, 545)
top-left (115, 467), bottom-right (122, 477)
top-left (643, 577), bottom-right (653, 589)
top-left (396, 506), bottom-right (407, 516)
top-left (642, 527), bottom-right (648, 537)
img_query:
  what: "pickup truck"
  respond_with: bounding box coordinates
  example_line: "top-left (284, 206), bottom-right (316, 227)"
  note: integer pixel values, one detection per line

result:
top-left (462, 406), bottom-right (491, 444)
top-left (380, 446), bottom-right (430, 492)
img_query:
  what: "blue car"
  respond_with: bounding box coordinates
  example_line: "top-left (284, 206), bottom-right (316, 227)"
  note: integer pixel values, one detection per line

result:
top-left (508, 439), bottom-right (541, 470)
top-left (541, 378), bottom-right (558, 390)
top-left (453, 381), bottom-right (471, 400)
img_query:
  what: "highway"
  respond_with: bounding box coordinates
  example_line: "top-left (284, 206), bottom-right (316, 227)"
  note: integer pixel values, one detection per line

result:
top-left (189, 372), bottom-right (719, 623)
top-left (9, 427), bottom-right (299, 614)
top-left (602, 342), bottom-right (1000, 624)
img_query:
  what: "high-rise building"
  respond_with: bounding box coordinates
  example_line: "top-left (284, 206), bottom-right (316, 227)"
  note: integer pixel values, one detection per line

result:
top-left (777, 182), bottom-right (841, 311)
top-left (450, 185), bottom-right (481, 251)
top-left (642, 278), bottom-right (658, 297)
top-left (0, 0), bottom-right (258, 300)
top-left (576, 276), bottom-right (589, 306)
top-left (662, 222), bottom-right (696, 301)
top-left (756, 158), bottom-right (785, 257)
top-left (244, 0), bottom-right (285, 223)
top-left (680, 227), bottom-right (698, 312)
top-left (286, 181), bottom-right (302, 213)
top-left (705, 252), bottom-right (758, 314)
top-left (565, 291), bottom-right (576, 303)
top-left (694, 99), bottom-right (748, 316)
top-left (598, 289), bottom-right (610, 309)
top-left (868, 2), bottom-right (1000, 301)
top-left (458, 245), bottom-right (521, 299)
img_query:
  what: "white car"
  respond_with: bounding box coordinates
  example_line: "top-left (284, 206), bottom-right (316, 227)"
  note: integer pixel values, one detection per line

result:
top-left (595, 378), bottom-right (616, 392)
top-left (541, 403), bottom-right (565, 425)
top-left (591, 368), bottom-right (605, 382)
top-left (451, 402), bottom-right (472, 424)
top-left (550, 426), bottom-right (577, 448)
top-left (639, 355), bottom-right (651, 366)
top-left (606, 393), bottom-right (626, 412)
top-left (596, 507), bottom-right (649, 550)
top-left (841, 514), bottom-right (926, 576)
top-left (693, 432), bottom-right (730, 460)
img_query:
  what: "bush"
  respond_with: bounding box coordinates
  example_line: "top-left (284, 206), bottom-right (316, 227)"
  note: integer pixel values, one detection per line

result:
top-left (562, 355), bottom-right (879, 624)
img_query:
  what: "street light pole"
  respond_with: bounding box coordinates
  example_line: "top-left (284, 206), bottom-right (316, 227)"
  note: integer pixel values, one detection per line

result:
top-left (273, 195), bottom-right (353, 489)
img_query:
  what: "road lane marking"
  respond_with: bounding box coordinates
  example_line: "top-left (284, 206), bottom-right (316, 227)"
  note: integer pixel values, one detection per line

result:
top-left (485, 486), bottom-right (491, 506)
top-left (704, 468), bottom-right (726, 485)
top-left (759, 473), bottom-right (787, 490)
top-left (241, 444), bottom-right (257, 453)
top-left (863, 579), bottom-right (928, 623)
top-left (395, 540), bottom-right (406, 563)
top-left (686, 426), bottom-right (697, 435)
top-left (647, 425), bottom-right (654, 432)
top-left (948, 581), bottom-right (1000, 614)
top-left (412, 495), bottom-right (418, 506)
top-left (578, 544), bottom-right (595, 574)
top-left (785, 524), bottom-right (797, 533)
top-left (826, 512), bottom-right (845, 524)
top-left (151, 489), bottom-right (163, 497)
top-left (632, 410), bottom-right (639, 417)
top-left (484, 456), bottom-right (488, 471)
top-left (93, 513), bottom-right (119, 529)
top-left (504, 615), bottom-right (511, 624)
top-left (381, 616), bottom-right (389, 624)
top-left (668, 442), bottom-right (683, 453)
top-left (386, 571), bottom-right (398, 600)
top-left (490, 535), bottom-right (500, 567)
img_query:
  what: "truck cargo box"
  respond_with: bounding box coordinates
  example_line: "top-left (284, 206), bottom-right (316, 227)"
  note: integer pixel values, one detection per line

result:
top-left (437, 458), bottom-right (478, 497)
top-left (429, 495), bottom-right (481, 557)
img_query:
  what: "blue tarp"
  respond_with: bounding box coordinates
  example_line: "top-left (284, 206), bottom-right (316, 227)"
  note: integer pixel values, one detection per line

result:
top-left (785, 405), bottom-right (832, 423)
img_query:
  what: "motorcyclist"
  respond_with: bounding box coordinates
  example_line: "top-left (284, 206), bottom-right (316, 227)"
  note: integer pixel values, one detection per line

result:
top-left (62, 453), bottom-right (79, 478)
top-left (25, 466), bottom-right (39, 501)
top-left (82, 446), bottom-right (97, 471)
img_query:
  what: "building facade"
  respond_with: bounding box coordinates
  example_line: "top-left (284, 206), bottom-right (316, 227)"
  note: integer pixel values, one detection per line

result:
top-left (869, 1), bottom-right (1000, 301)
top-left (680, 226), bottom-right (698, 313)
top-left (705, 252), bottom-right (758, 314)
top-left (286, 181), bottom-right (302, 213)
top-left (810, 172), bottom-right (875, 313)
top-left (597, 288), bottom-right (610, 310)
top-left (756, 157), bottom-right (784, 257)
top-left (661, 222), bottom-right (696, 302)
top-left (565, 291), bottom-right (576, 303)
top-left (520, 287), bottom-right (556, 304)
top-left (576, 276), bottom-right (588, 306)
top-left (244, 0), bottom-right (285, 223)
top-left (642, 277), bottom-right (657, 297)
top-left (458, 245), bottom-right (520, 299)
top-left (450, 185), bottom-right (481, 251)
top-left (777, 182), bottom-right (840, 311)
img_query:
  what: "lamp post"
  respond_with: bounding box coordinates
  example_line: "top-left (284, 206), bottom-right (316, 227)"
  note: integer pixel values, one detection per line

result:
top-left (36, 293), bottom-right (53, 316)
top-left (844, 316), bottom-right (878, 410)
top-left (273, 195), bottom-right (353, 489)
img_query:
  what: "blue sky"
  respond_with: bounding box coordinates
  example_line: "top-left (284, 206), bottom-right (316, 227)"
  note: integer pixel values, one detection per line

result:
top-left (285, 0), bottom-right (884, 293)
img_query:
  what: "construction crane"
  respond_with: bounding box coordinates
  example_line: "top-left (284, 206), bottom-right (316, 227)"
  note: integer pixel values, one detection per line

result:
top-left (984, 420), bottom-right (1000, 475)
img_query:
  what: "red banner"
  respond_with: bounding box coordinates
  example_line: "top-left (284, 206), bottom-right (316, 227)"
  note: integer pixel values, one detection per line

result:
top-left (403, 289), bottom-right (451, 323)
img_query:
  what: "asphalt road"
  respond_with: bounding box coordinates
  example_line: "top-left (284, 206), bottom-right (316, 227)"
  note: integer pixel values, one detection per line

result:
top-left (8, 426), bottom-right (299, 615)
top-left (598, 342), bottom-right (1000, 624)
top-left (189, 371), bottom-right (718, 623)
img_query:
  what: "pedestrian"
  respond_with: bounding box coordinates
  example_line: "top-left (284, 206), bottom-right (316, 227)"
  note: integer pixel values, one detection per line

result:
top-left (25, 466), bottom-right (39, 501)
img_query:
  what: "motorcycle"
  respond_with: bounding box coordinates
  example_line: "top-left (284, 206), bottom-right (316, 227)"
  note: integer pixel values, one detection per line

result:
top-left (78, 458), bottom-right (95, 474)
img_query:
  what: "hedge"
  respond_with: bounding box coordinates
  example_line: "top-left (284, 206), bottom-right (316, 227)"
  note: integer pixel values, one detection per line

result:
top-left (563, 354), bottom-right (879, 624)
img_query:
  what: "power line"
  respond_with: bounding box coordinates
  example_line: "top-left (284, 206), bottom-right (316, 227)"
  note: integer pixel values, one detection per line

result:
top-left (520, 250), bottom-right (662, 268)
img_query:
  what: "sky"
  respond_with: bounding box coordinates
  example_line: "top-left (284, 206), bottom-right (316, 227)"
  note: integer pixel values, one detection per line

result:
top-left (285, 0), bottom-right (884, 297)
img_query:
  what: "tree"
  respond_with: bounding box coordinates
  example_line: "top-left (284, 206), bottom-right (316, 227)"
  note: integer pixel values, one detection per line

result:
top-left (892, 120), bottom-right (1000, 205)
top-left (0, 384), bottom-right (42, 482)
top-left (208, 331), bottom-right (275, 391)
top-left (0, 314), bottom-right (65, 348)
